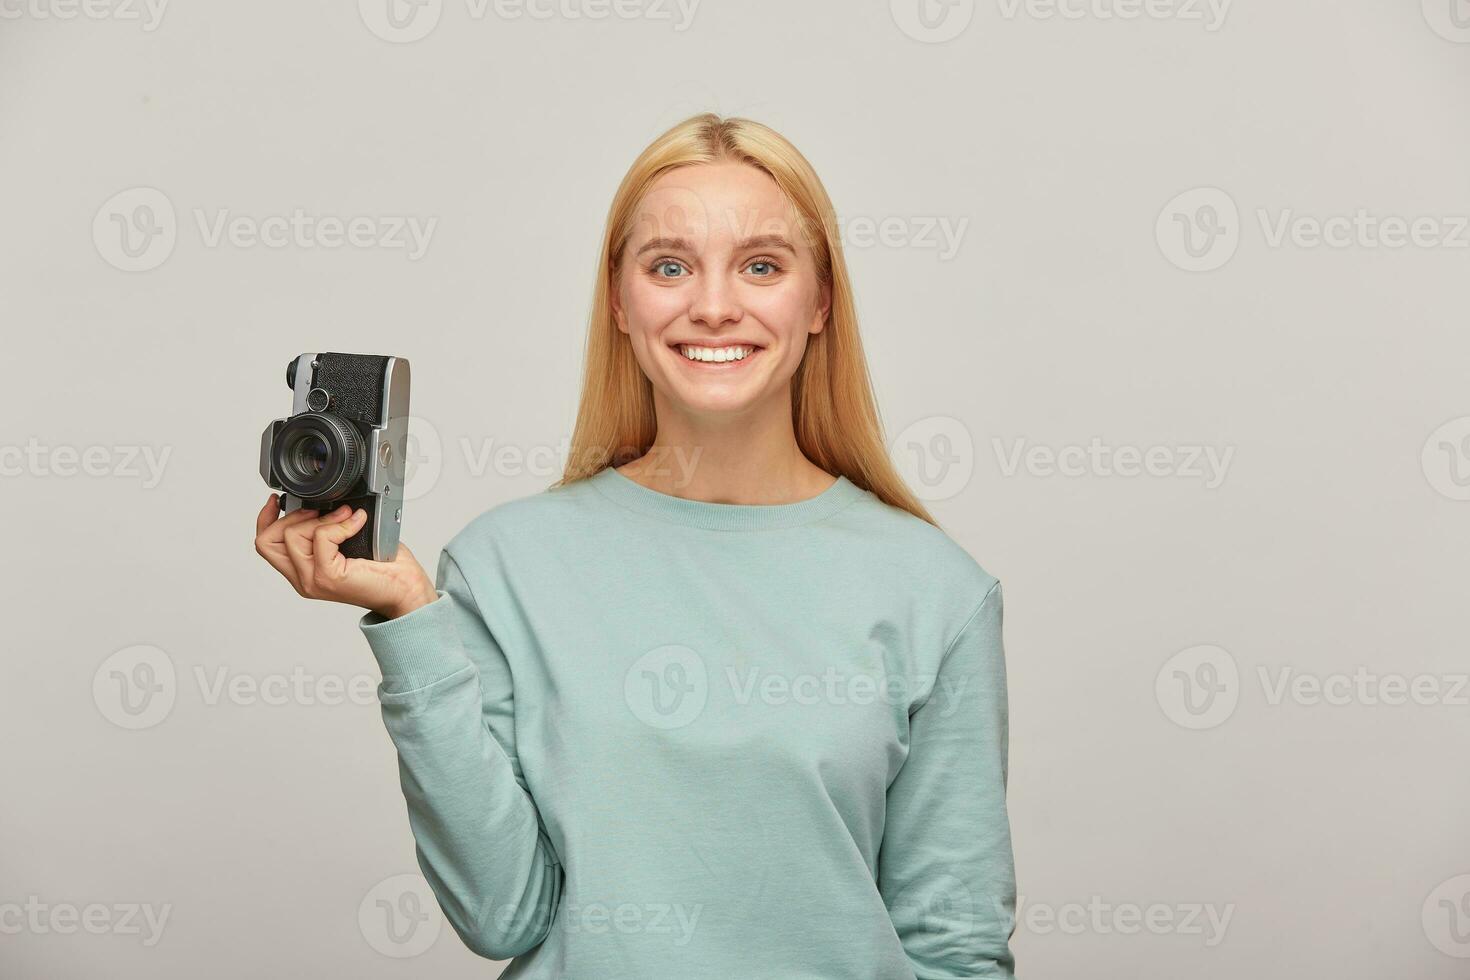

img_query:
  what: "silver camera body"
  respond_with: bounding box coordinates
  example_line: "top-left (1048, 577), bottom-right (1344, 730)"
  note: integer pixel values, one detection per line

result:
top-left (259, 352), bottom-right (410, 561)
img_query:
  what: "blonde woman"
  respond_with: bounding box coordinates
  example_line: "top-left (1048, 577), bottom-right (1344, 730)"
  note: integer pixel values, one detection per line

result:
top-left (254, 113), bottom-right (1017, 979)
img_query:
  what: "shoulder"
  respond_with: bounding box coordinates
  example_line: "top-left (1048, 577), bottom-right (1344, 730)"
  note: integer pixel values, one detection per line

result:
top-left (835, 487), bottom-right (1000, 603)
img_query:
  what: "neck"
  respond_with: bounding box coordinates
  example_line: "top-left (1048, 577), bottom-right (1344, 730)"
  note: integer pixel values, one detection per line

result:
top-left (618, 391), bottom-right (835, 505)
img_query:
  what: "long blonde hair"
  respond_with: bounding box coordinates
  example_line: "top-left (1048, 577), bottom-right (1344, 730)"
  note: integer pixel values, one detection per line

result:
top-left (555, 112), bottom-right (937, 527)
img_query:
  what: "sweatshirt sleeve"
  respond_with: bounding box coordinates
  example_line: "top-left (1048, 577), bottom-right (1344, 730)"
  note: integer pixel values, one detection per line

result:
top-left (879, 580), bottom-right (1017, 979)
top-left (358, 546), bottom-right (562, 961)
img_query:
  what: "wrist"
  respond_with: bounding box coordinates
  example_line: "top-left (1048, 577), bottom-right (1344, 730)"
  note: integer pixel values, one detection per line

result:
top-left (377, 584), bottom-right (438, 621)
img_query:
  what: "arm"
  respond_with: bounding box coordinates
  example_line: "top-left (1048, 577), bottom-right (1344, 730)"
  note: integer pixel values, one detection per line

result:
top-left (359, 547), bottom-right (562, 960)
top-left (879, 581), bottom-right (1017, 979)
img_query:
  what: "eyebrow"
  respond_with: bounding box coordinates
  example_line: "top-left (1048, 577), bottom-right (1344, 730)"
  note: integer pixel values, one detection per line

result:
top-left (634, 234), bottom-right (798, 256)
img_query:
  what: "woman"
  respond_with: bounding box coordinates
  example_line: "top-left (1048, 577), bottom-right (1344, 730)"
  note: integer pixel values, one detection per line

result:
top-left (254, 113), bottom-right (1017, 979)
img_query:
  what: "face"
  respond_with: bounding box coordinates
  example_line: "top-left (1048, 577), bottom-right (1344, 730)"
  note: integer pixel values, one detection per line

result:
top-left (611, 161), bottom-right (831, 420)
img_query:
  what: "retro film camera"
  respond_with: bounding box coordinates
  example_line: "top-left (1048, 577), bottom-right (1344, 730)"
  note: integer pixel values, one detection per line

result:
top-left (259, 353), bottom-right (410, 561)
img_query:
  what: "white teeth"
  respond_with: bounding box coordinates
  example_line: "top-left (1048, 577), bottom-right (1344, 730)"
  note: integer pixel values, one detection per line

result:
top-left (679, 345), bottom-right (755, 363)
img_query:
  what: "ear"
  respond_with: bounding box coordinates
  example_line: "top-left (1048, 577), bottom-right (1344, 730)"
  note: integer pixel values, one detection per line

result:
top-left (610, 271), bottom-right (629, 334)
top-left (810, 281), bottom-right (832, 335)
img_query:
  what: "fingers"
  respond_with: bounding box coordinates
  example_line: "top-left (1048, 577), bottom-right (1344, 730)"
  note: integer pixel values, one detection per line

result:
top-left (255, 493), bottom-right (281, 536)
top-left (283, 504), bottom-right (352, 594)
top-left (312, 508), bottom-right (369, 591)
top-left (255, 499), bottom-right (321, 588)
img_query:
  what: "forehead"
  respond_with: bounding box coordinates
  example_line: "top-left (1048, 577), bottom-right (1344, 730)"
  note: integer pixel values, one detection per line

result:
top-left (630, 161), bottom-right (804, 249)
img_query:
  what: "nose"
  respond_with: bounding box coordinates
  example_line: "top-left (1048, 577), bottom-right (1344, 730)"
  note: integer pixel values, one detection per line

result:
top-left (687, 271), bottom-right (743, 330)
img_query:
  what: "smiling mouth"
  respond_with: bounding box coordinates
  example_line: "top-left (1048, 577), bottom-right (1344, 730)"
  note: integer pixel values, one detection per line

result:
top-left (671, 343), bottom-right (763, 365)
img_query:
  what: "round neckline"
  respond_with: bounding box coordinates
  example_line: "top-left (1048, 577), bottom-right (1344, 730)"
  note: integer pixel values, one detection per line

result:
top-left (587, 466), bottom-right (865, 531)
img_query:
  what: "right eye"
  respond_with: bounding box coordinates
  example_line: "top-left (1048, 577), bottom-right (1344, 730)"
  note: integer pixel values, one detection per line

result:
top-left (650, 259), bottom-right (689, 279)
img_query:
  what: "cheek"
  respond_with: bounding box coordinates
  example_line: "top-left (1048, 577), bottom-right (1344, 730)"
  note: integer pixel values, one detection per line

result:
top-left (745, 281), bottom-right (816, 336)
top-left (621, 277), bottom-right (684, 333)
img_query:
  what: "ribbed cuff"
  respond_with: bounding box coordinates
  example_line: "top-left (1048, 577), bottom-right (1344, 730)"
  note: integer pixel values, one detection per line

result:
top-left (358, 591), bottom-right (474, 693)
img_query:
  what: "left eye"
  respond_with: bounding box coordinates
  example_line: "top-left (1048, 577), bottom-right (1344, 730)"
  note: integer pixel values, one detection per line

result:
top-left (746, 260), bottom-right (778, 276)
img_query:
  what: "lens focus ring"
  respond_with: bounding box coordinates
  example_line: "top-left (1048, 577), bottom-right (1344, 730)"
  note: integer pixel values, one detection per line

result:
top-left (270, 412), bottom-right (365, 501)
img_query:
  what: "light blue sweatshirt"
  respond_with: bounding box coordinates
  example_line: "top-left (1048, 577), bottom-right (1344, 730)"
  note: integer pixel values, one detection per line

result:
top-left (359, 466), bottom-right (1017, 978)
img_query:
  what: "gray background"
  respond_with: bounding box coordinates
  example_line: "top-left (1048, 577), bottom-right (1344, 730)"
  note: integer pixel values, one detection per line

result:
top-left (3, 1), bottom-right (1468, 977)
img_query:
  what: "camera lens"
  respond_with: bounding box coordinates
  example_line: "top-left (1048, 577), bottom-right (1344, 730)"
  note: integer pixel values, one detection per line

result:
top-left (289, 432), bottom-right (331, 478)
top-left (270, 412), bottom-right (365, 501)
